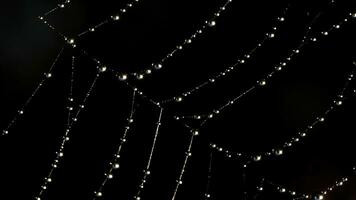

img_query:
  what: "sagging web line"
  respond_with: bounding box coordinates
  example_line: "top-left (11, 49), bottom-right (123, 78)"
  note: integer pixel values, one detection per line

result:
top-left (1, 0), bottom-right (355, 200)
top-left (39, 0), bottom-right (239, 81)
top-left (2, 0), bottom-right (296, 136)
top-left (203, 148), bottom-right (356, 200)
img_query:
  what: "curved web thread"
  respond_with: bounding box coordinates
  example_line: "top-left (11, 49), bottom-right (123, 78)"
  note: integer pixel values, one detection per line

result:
top-left (34, 57), bottom-right (102, 200)
top-left (211, 148), bottom-right (356, 200)
top-left (111, 5), bottom-right (341, 124)
top-left (119, 0), bottom-right (339, 101)
top-left (93, 89), bottom-right (137, 199)
top-left (70, 1), bottom-right (336, 101)
top-left (160, 0), bottom-right (340, 105)
top-left (166, 8), bottom-right (356, 199)
top-left (159, 6), bottom-right (290, 105)
top-left (261, 167), bottom-right (356, 200)
top-left (126, 0), bottom-right (242, 80)
top-left (115, 3), bottom-right (333, 119)
top-left (175, 9), bottom-right (355, 127)
top-left (113, 0), bottom-right (235, 80)
top-left (99, 24), bottom-right (353, 200)
top-left (168, 15), bottom-right (355, 198)
top-left (106, 8), bottom-right (355, 200)
top-left (1, 46), bottom-right (65, 137)
top-left (36, 0), bottom-right (344, 114)
top-left (2, 1), bottom-right (355, 200)
top-left (210, 64), bottom-right (356, 166)
top-left (38, 0), bottom-right (238, 82)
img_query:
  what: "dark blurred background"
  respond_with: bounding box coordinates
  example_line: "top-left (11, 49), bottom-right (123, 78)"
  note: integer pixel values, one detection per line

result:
top-left (0, 0), bottom-right (356, 199)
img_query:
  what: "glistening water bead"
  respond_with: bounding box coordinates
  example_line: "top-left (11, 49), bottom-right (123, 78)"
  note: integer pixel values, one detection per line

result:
top-left (99, 66), bottom-right (107, 73)
top-left (111, 15), bottom-right (120, 21)
top-left (67, 38), bottom-right (76, 47)
top-left (154, 63), bottom-right (163, 69)
top-left (336, 100), bottom-right (343, 106)
top-left (259, 80), bottom-right (267, 86)
top-left (118, 74), bottom-right (128, 81)
top-left (68, 38), bottom-right (75, 44)
top-left (208, 20), bottom-right (216, 27)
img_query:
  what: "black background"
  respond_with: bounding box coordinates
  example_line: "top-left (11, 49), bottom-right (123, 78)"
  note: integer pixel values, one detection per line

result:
top-left (1, 0), bottom-right (356, 199)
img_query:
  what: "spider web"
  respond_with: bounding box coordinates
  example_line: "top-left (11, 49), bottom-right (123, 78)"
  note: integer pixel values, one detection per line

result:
top-left (1, 0), bottom-right (356, 200)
